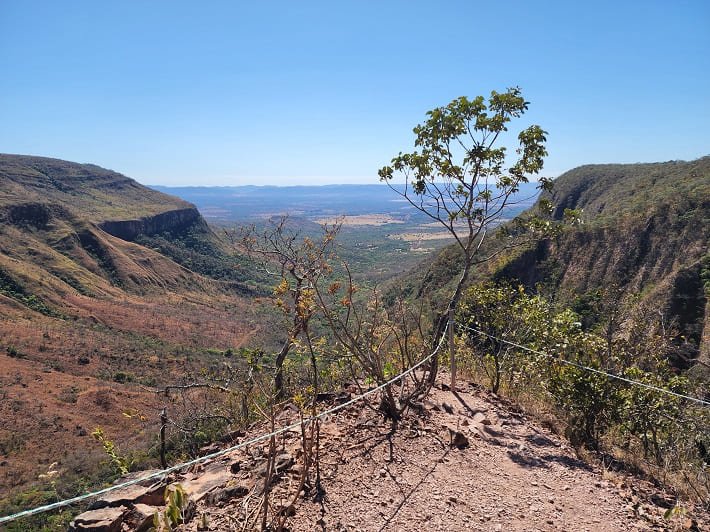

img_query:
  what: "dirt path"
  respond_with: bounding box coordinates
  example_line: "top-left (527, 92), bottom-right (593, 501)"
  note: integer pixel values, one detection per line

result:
top-left (288, 383), bottom-right (645, 531)
top-left (187, 379), bottom-right (703, 531)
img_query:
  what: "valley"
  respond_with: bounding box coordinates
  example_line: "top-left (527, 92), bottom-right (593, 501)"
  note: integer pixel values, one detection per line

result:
top-left (0, 155), bottom-right (537, 512)
top-left (1, 154), bottom-right (709, 530)
top-left (151, 183), bottom-right (539, 283)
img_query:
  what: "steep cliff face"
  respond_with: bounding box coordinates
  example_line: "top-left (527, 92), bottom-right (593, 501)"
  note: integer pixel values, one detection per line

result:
top-left (98, 207), bottom-right (204, 241)
top-left (497, 157), bottom-right (709, 365)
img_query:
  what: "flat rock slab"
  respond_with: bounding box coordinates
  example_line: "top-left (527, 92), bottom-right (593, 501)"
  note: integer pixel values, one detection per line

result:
top-left (69, 505), bottom-right (126, 532)
top-left (125, 503), bottom-right (158, 532)
top-left (180, 462), bottom-right (233, 502)
top-left (88, 482), bottom-right (165, 509)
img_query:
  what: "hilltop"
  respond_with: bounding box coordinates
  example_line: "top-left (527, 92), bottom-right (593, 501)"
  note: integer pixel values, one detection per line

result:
top-left (0, 154), bottom-right (193, 221)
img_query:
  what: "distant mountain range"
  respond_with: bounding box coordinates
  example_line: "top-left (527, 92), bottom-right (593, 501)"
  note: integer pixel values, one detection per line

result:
top-left (150, 183), bottom-right (541, 223)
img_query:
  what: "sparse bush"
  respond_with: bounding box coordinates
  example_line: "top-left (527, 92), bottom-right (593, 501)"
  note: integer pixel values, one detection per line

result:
top-left (138, 375), bottom-right (156, 387)
top-left (44, 359), bottom-right (64, 372)
top-left (93, 389), bottom-right (114, 411)
top-left (58, 386), bottom-right (79, 404)
top-left (112, 371), bottom-right (134, 384)
top-left (91, 427), bottom-right (130, 475)
top-left (6, 345), bottom-right (24, 358)
top-left (153, 484), bottom-right (192, 531)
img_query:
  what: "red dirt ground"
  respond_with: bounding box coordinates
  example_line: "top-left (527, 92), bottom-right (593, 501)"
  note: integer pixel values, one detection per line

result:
top-left (173, 378), bottom-right (707, 531)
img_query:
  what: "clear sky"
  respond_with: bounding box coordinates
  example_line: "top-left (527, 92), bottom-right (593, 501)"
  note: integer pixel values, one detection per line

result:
top-left (1, 1), bottom-right (708, 186)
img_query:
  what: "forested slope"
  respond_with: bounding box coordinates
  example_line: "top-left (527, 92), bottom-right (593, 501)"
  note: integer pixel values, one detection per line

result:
top-left (409, 156), bottom-right (709, 370)
top-left (501, 157), bottom-right (709, 367)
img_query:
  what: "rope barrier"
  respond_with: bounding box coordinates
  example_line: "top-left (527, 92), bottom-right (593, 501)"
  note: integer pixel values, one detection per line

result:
top-left (0, 330), bottom-right (447, 525)
top-left (459, 323), bottom-right (710, 407)
top-left (7, 317), bottom-right (705, 525)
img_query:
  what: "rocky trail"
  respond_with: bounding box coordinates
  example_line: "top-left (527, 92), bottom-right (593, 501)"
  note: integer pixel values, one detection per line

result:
top-left (68, 378), bottom-right (707, 531)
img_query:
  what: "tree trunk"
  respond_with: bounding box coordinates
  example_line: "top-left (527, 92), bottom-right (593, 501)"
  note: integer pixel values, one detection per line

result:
top-left (428, 258), bottom-right (472, 385)
top-left (274, 340), bottom-right (292, 399)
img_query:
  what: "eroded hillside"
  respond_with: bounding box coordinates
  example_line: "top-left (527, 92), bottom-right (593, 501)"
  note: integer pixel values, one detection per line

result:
top-left (500, 157), bottom-right (709, 367)
top-left (0, 155), bottom-right (275, 502)
top-left (411, 157), bottom-right (709, 371)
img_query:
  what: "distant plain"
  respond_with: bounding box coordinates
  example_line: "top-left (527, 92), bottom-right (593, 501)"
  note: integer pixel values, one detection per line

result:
top-left (152, 183), bottom-right (540, 282)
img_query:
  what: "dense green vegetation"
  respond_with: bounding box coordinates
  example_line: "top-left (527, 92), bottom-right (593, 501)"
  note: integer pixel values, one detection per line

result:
top-left (701, 252), bottom-right (710, 294)
top-left (135, 223), bottom-right (268, 294)
top-left (546, 156), bottom-right (710, 224)
top-left (457, 281), bottom-right (709, 500)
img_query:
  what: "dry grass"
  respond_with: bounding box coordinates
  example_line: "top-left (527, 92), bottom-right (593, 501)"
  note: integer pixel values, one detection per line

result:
top-left (0, 283), bottom-right (275, 498)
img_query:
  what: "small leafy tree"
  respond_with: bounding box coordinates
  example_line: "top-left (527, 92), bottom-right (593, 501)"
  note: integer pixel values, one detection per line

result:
top-left (459, 281), bottom-right (581, 395)
top-left (378, 87), bottom-right (553, 380)
top-left (91, 427), bottom-right (130, 475)
top-left (153, 484), bottom-right (191, 531)
top-left (458, 282), bottom-right (528, 393)
top-left (239, 217), bottom-right (340, 399)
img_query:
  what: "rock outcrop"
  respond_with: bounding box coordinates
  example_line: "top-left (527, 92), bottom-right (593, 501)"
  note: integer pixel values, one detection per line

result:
top-left (98, 207), bottom-right (204, 242)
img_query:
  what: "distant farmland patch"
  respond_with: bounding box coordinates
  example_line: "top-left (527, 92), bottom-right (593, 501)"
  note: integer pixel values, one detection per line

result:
top-left (388, 231), bottom-right (453, 242)
top-left (314, 214), bottom-right (405, 226)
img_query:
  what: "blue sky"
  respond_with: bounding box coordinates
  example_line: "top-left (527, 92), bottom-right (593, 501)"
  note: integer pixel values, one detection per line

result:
top-left (1, 1), bottom-right (708, 186)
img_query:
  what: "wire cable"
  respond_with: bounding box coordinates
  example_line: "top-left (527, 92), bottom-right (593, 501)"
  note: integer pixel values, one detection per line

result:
top-left (459, 323), bottom-right (710, 407)
top-left (0, 329), bottom-right (447, 525)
